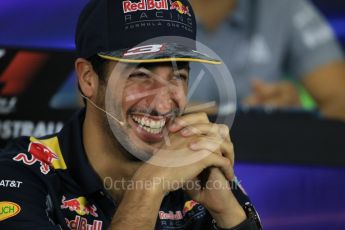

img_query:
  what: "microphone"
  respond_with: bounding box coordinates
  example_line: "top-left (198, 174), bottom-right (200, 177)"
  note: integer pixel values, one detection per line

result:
top-left (80, 94), bottom-right (125, 126)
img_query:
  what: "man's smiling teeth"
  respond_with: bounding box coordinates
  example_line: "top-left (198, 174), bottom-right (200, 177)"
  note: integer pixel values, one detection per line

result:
top-left (132, 115), bottom-right (166, 134)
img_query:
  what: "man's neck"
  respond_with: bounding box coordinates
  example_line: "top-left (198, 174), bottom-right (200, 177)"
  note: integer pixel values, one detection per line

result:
top-left (190, 0), bottom-right (236, 32)
top-left (82, 108), bottom-right (141, 201)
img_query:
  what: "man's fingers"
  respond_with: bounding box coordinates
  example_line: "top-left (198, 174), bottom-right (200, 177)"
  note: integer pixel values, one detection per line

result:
top-left (249, 80), bottom-right (301, 107)
top-left (251, 79), bottom-right (265, 93)
top-left (221, 141), bottom-right (235, 166)
top-left (244, 79), bottom-right (279, 105)
top-left (260, 96), bottom-right (289, 107)
top-left (278, 81), bottom-right (300, 106)
top-left (190, 137), bottom-right (234, 166)
top-left (257, 84), bottom-right (280, 100)
top-left (242, 94), bottom-right (260, 106)
top-left (201, 153), bottom-right (233, 181)
top-left (180, 123), bottom-right (230, 140)
top-left (259, 82), bottom-right (299, 107)
top-left (169, 112), bottom-right (209, 132)
top-left (251, 79), bottom-right (280, 99)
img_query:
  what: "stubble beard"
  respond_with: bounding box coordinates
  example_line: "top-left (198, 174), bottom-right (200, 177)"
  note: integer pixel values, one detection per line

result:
top-left (97, 91), bottom-right (152, 162)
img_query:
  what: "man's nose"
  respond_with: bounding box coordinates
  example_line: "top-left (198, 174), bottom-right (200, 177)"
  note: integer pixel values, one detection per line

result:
top-left (151, 85), bottom-right (175, 115)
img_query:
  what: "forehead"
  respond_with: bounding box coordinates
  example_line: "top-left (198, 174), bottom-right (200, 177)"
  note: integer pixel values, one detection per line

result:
top-left (104, 61), bottom-right (190, 84)
top-left (108, 61), bottom-right (190, 73)
top-left (135, 62), bottom-right (190, 71)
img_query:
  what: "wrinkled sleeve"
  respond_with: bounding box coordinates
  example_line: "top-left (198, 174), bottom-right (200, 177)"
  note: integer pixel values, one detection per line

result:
top-left (285, 0), bottom-right (344, 79)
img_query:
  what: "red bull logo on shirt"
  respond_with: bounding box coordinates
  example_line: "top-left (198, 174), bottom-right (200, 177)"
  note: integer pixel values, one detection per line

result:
top-left (123, 0), bottom-right (169, 13)
top-left (12, 137), bottom-right (67, 175)
top-left (159, 210), bottom-right (183, 220)
top-left (65, 215), bottom-right (103, 230)
top-left (170, 1), bottom-right (191, 16)
top-left (13, 142), bottom-right (58, 174)
top-left (61, 196), bottom-right (98, 218)
top-left (182, 200), bottom-right (199, 215)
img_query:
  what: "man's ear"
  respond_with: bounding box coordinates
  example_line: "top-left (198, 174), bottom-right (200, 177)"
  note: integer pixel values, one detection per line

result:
top-left (75, 58), bottom-right (98, 98)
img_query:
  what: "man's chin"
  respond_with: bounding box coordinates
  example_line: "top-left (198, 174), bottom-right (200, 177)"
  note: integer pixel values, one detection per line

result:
top-left (125, 128), bottom-right (164, 161)
top-left (111, 113), bottom-right (172, 161)
top-left (128, 131), bottom-right (164, 155)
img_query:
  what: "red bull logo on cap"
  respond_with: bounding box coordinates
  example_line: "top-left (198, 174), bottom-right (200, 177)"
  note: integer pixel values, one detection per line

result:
top-left (170, 0), bottom-right (191, 16)
top-left (123, 0), bottom-right (169, 13)
top-left (61, 196), bottom-right (98, 218)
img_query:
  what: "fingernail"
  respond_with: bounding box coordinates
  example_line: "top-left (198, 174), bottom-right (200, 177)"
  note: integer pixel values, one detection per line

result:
top-left (181, 128), bottom-right (191, 136)
top-left (189, 142), bottom-right (198, 150)
top-left (169, 123), bottom-right (177, 130)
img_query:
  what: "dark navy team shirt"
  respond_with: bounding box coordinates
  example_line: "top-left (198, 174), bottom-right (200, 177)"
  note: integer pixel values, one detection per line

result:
top-left (0, 110), bottom-right (253, 229)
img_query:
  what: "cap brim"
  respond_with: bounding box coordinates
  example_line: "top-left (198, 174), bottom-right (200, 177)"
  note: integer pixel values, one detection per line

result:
top-left (97, 43), bottom-right (221, 65)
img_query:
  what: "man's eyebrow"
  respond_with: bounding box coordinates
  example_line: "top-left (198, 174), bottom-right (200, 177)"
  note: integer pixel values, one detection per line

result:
top-left (173, 62), bottom-right (190, 72)
top-left (176, 65), bottom-right (190, 72)
top-left (173, 68), bottom-right (190, 76)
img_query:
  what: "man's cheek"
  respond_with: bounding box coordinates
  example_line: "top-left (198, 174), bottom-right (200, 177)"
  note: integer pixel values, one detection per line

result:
top-left (174, 88), bottom-right (188, 107)
top-left (122, 87), bottom-right (139, 110)
top-left (123, 84), bottom-right (148, 103)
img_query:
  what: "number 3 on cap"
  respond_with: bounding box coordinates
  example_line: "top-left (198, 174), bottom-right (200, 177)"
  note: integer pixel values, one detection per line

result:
top-left (124, 44), bottom-right (163, 56)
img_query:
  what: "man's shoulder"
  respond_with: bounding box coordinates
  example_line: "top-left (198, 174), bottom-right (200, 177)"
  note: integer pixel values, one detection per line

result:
top-left (0, 136), bottom-right (31, 162)
top-left (0, 134), bottom-right (67, 176)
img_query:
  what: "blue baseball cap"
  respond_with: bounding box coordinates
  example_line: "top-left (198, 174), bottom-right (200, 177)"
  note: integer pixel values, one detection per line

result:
top-left (75, 0), bottom-right (221, 64)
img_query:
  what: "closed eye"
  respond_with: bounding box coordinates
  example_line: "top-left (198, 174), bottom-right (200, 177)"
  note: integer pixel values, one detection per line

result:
top-left (129, 72), bottom-right (150, 79)
top-left (172, 69), bottom-right (189, 82)
top-left (172, 73), bottom-right (188, 81)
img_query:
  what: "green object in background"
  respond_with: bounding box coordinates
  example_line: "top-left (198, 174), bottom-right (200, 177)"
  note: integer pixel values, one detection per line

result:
top-left (284, 76), bottom-right (317, 110)
top-left (296, 83), bottom-right (317, 110)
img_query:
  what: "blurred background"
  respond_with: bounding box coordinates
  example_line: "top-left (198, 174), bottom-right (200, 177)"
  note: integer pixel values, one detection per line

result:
top-left (0, 0), bottom-right (345, 229)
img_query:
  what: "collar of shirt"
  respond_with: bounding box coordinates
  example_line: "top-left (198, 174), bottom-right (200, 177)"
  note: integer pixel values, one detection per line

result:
top-left (57, 109), bottom-right (104, 195)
